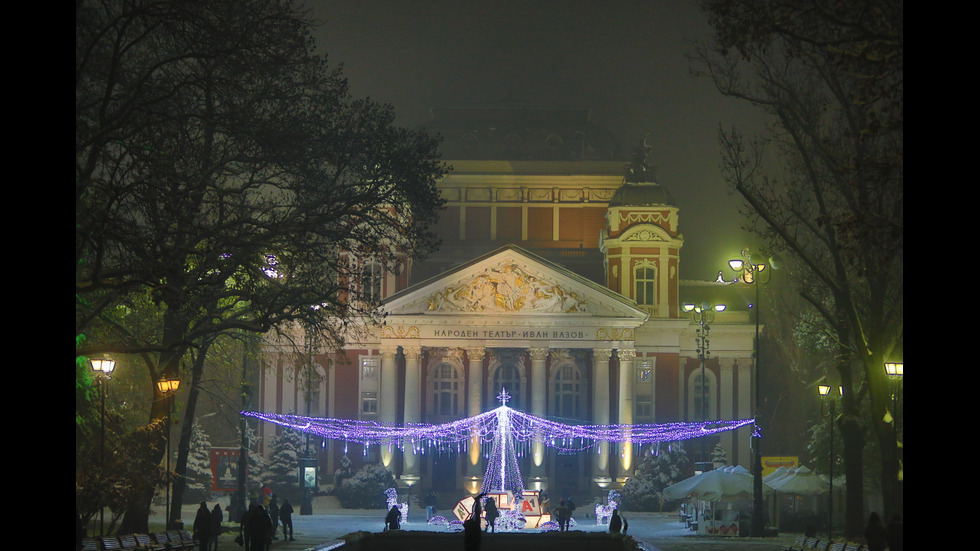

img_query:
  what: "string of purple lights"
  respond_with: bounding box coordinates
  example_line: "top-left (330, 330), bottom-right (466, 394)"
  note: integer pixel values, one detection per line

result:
top-left (241, 389), bottom-right (756, 458)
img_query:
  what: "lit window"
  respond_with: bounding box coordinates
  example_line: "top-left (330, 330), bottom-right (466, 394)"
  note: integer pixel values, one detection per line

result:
top-left (432, 363), bottom-right (459, 417)
top-left (634, 266), bottom-right (656, 306)
top-left (361, 359), bottom-right (378, 380)
top-left (362, 262), bottom-right (382, 303)
top-left (553, 364), bottom-right (584, 419)
top-left (361, 392), bottom-right (378, 414)
top-left (635, 394), bottom-right (653, 419)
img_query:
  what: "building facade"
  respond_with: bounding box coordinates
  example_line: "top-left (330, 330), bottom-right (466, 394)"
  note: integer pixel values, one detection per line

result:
top-left (256, 107), bottom-right (757, 495)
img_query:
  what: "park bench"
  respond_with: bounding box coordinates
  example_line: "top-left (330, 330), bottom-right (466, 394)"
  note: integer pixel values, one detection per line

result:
top-left (829, 542), bottom-right (846, 551)
top-left (118, 534), bottom-right (141, 550)
top-left (175, 530), bottom-right (197, 549)
top-left (134, 533), bottom-right (167, 550)
top-left (99, 536), bottom-right (123, 550)
top-left (842, 543), bottom-right (864, 551)
top-left (153, 531), bottom-right (192, 550)
top-left (81, 537), bottom-right (100, 551)
top-left (783, 535), bottom-right (806, 551)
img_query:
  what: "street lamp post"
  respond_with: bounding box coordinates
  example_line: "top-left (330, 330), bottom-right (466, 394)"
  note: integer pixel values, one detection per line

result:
top-left (818, 384), bottom-right (841, 539)
top-left (157, 376), bottom-right (181, 530)
top-left (728, 250), bottom-right (771, 537)
top-left (681, 302), bottom-right (726, 462)
top-left (90, 357), bottom-right (116, 537)
top-left (885, 362), bottom-right (904, 513)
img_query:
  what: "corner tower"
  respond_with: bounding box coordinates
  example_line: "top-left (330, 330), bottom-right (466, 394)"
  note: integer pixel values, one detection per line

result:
top-left (600, 151), bottom-right (684, 318)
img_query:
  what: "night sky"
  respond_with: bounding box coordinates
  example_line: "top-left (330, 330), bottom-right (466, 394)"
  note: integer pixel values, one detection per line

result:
top-left (309, 1), bottom-right (771, 280)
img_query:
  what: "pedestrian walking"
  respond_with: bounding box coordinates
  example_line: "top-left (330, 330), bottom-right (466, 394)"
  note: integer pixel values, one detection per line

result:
top-left (193, 502), bottom-right (213, 551)
top-left (484, 497), bottom-right (499, 533)
top-left (385, 505), bottom-right (402, 531)
top-left (210, 503), bottom-right (223, 551)
top-left (464, 491), bottom-right (486, 551)
top-left (269, 496), bottom-right (280, 540)
top-left (425, 491), bottom-right (438, 521)
top-left (280, 499), bottom-right (295, 541)
top-left (238, 502), bottom-right (251, 551)
top-left (554, 500), bottom-right (570, 532)
top-left (864, 512), bottom-right (887, 551)
top-left (887, 514), bottom-right (903, 551)
top-left (246, 504), bottom-right (272, 551)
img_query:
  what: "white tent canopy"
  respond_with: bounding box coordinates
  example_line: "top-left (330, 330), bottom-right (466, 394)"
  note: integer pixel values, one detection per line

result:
top-left (768, 466), bottom-right (829, 496)
top-left (664, 465), bottom-right (774, 502)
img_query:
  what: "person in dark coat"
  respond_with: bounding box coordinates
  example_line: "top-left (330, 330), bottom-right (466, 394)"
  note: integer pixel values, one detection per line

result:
top-left (425, 491), bottom-right (438, 521)
top-left (609, 509), bottom-right (627, 535)
top-left (268, 497), bottom-right (280, 540)
top-left (238, 503), bottom-right (251, 551)
top-left (210, 503), bottom-right (223, 551)
top-left (246, 504), bottom-right (272, 551)
top-left (483, 497), bottom-right (499, 533)
top-left (279, 499), bottom-right (295, 541)
top-left (385, 505), bottom-right (402, 531)
top-left (886, 514), bottom-right (903, 551)
top-left (464, 492), bottom-right (486, 551)
top-left (193, 502), bottom-right (213, 550)
top-left (864, 512), bottom-right (887, 551)
top-left (554, 500), bottom-right (570, 532)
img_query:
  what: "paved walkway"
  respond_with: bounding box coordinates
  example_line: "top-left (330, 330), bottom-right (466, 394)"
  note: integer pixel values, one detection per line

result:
top-left (164, 499), bottom-right (799, 551)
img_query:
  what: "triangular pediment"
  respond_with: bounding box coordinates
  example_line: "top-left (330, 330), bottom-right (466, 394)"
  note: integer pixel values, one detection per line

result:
top-left (384, 245), bottom-right (648, 321)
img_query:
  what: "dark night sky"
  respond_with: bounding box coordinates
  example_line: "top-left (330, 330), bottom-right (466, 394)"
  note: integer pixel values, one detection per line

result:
top-left (309, 1), bottom-right (771, 280)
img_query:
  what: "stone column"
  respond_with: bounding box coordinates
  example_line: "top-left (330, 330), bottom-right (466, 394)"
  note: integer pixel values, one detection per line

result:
top-left (466, 347), bottom-right (486, 477)
top-left (618, 349), bottom-right (636, 477)
top-left (379, 344), bottom-right (399, 468)
top-left (593, 348), bottom-right (612, 482)
top-left (530, 347), bottom-right (549, 480)
top-left (402, 346), bottom-right (422, 478)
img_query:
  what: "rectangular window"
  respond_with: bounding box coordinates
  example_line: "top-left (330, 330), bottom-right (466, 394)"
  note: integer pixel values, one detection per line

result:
top-left (361, 358), bottom-right (378, 380)
top-left (635, 393), bottom-right (653, 419)
top-left (634, 266), bottom-right (656, 306)
top-left (361, 392), bottom-right (378, 414)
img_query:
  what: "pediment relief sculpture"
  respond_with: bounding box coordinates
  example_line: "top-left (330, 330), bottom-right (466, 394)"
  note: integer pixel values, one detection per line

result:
top-left (426, 262), bottom-right (588, 313)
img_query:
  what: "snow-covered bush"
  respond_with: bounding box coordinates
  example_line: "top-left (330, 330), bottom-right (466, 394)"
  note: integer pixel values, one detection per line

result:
top-left (621, 442), bottom-right (689, 512)
top-left (333, 463), bottom-right (395, 509)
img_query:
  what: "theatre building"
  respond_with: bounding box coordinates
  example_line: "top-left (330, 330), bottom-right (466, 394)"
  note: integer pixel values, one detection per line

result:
top-left (257, 107), bottom-right (758, 495)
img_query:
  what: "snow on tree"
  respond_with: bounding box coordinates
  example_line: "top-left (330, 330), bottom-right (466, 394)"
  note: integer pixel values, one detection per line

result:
top-left (711, 443), bottom-right (729, 469)
top-left (266, 427), bottom-right (305, 491)
top-left (621, 442), bottom-right (690, 511)
top-left (185, 420), bottom-right (213, 502)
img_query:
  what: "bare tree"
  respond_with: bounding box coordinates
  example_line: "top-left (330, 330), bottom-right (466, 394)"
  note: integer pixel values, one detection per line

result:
top-left (76, 0), bottom-right (446, 531)
top-left (693, 0), bottom-right (902, 535)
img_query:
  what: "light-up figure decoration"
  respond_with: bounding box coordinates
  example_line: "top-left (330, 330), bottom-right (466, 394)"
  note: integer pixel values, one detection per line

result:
top-left (244, 388), bottom-right (756, 528)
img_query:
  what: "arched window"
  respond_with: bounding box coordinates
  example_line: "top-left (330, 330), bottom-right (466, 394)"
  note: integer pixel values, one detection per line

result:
top-left (634, 265), bottom-right (656, 306)
top-left (431, 363), bottom-right (460, 418)
top-left (552, 364), bottom-right (585, 420)
top-left (688, 369), bottom-right (716, 421)
top-left (361, 262), bottom-right (383, 303)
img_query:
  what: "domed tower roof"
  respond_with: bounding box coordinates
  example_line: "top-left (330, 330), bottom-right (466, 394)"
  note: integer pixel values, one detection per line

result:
top-left (608, 147), bottom-right (676, 207)
top-left (608, 181), bottom-right (676, 207)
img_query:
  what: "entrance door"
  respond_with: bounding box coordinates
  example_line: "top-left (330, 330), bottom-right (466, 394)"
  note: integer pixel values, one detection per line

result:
top-left (431, 453), bottom-right (459, 492)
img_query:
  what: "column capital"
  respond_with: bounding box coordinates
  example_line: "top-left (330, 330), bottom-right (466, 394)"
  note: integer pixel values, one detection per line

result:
top-left (403, 345), bottom-right (422, 360)
top-left (617, 349), bottom-right (637, 362)
top-left (380, 344), bottom-right (398, 358)
top-left (465, 347), bottom-right (486, 362)
top-left (593, 348), bottom-right (613, 361)
top-left (529, 347), bottom-right (550, 361)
